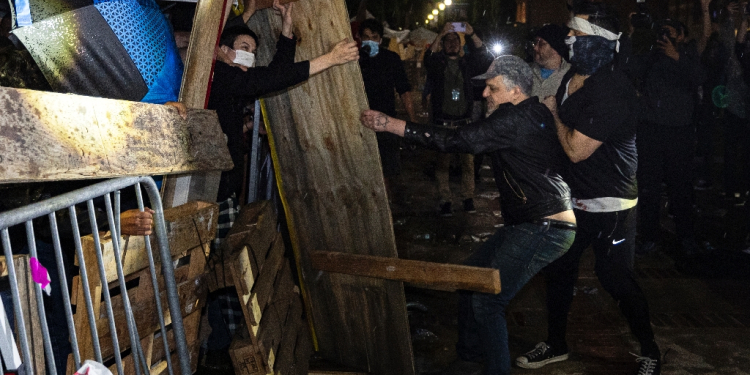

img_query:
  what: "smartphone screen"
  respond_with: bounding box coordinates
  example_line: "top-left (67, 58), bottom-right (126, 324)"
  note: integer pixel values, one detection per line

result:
top-left (451, 22), bottom-right (466, 33)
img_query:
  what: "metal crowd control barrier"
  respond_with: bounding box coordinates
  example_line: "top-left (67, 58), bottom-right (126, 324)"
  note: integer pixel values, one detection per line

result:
top-left (0, 177), bottom-right (191, 375)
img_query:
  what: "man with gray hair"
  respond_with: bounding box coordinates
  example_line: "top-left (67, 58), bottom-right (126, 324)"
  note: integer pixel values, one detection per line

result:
top-left (361, 55), bottom-right (577, 375)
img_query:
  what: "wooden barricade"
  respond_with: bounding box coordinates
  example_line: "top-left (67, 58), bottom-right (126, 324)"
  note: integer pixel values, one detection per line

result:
top-left (0, 255), bottom-right (46, 375)
top-left (65, 201), bottom-right (218, 374)
top-left (216, 201), bottom-right (311, 375)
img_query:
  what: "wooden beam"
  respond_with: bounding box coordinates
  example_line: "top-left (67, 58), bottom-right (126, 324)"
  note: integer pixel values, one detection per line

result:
top-left (249, 1), bottom-right (414, 373)
top-left (310, 252), bottom-right (501, 294)
top-left (0, 87), bottom-right (232, 184)
top-left (163, 0), bottom-right (234, 207)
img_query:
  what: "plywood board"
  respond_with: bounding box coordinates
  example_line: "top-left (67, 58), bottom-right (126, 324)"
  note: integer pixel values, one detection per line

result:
top-left (0, 87), bottom-right (232, 184)
top-left (247, 0), bottom-right (413, 373)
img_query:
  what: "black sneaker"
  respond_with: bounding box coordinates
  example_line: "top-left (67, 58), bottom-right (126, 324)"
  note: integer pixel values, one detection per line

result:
top-left (515, 342), bottom-right (569, 369)
top-left (634, 354), bottom-right (660, 375)
top-left (463, 198), bottom-right (476, 213)
top-left (440, 202), bottom-right (453, 217)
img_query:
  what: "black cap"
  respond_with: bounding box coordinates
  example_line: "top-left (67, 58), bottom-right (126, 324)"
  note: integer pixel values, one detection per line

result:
top-left (533, 24), bottom-right (569, 59)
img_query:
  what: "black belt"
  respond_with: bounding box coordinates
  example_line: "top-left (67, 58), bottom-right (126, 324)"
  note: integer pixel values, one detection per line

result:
top-left (531, 219), bottom-right (577, 231)
top-left (434, 118), bottom-right (471, 127)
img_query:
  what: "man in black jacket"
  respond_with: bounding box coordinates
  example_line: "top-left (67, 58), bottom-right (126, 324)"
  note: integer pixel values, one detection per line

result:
top-left (361, 55), bottom-right (576, 375)
top-left (424, 22), bottom-right (493, 216)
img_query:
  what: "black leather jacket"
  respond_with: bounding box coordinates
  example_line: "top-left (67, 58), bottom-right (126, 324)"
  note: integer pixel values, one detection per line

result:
top-left (404, 97), bottom-right (572, 225)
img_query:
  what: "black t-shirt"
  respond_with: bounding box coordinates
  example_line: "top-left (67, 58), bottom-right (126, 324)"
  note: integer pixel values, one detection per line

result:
top-left (359, 48), bottom-right (411, 117)
top-left (556, 65), bottom-right (639, 200)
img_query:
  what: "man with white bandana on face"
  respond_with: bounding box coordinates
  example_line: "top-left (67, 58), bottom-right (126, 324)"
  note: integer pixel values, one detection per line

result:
top-left (516, 3), bottom-right (662, 375)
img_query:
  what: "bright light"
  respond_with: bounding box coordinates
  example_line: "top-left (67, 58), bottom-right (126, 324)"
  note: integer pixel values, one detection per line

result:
top-left (445, 0), bottom-right (452, 5)
top-left (432, 9), bottom-right (439, 15)
top-left (428, 14), bottom-right (434, 20)
top-left (425, 19), bottom-right (430, 24)
top-left (438, 3), bottom-right (445, 10)
top-left (492, 44), bottom-right (503, 54)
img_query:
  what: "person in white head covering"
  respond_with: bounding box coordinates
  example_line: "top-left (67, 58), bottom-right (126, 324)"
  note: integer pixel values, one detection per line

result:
top-left (516, 2), bottom-right (662, 375)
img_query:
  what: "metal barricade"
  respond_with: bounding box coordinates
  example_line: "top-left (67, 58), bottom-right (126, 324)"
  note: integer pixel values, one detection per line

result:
top-left (0, 177), bottom-right (191, 375)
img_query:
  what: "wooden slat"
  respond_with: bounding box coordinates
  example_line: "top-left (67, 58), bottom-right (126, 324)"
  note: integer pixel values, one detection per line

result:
top-left (149, 310), bottom-right (202, 366)
top-left (310, 251), bottom-right (501, 294)
top-left (229, 338), bottom-right (268, 375)
top-left (289, 320), bottom-right (313, 375)
top-left (272, 294), bottom-right (303, 375)
top-left (162, 0), bottom-right (234, 206)
top-left (248, 0), bottom-right (414, 372)
top-left (0, 256), bottom-right (45, 375)
top-left (258, 302), bottom-right (281, 371)
top-left (251, 234), bottom-right (286, 322)
top-left (231, 231), bottom-right (284, 329)
top-left (0, 87), bottom-right (231, 184)
top-left (76, 201), bottom-right (217, 285)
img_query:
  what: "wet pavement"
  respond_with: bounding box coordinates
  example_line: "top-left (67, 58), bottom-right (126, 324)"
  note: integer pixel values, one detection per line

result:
top-left (391, 146), bottom-right (750, 375)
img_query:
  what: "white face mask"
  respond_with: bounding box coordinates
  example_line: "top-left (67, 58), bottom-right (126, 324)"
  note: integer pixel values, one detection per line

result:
top-left (233, 49), bottom-right (256, 68)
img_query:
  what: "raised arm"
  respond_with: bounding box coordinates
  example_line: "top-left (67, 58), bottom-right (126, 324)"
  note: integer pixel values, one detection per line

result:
top-left (308, 39), bottom-right (359, 75)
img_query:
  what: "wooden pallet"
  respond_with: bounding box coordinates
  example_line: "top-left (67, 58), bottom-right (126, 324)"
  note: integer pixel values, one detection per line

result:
top-left (224, 201), bottom-right (311, 374)
top-left (65, 201), bottom-right (216, 374)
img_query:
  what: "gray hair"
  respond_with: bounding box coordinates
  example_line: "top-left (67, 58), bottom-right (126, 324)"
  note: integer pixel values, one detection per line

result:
top-left (474, 55), bottom-right (533, 96)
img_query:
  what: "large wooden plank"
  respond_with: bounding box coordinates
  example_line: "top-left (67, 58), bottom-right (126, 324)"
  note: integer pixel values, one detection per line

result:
top-left (310, 251), bottom-right (501, 294)
top-left (163, 0), bottom-right (234, 206)
top-left (0, 87), bottom-right (231, 184)
top-left (248, 1), bottom-right (414, 373)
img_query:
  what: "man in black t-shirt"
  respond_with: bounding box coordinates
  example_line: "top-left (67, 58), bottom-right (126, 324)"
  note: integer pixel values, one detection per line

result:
top-left (516, 3), bottom-right (662, 375)
top-left (358, 18), bottom-right (416, 201)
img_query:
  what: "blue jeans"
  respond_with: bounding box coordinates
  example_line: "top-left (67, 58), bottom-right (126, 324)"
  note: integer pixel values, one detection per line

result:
top-left (456, 221), bottom-right (575, 375)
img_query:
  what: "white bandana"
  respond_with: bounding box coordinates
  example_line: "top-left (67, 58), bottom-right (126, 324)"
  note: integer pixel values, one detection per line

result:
top-left (567, 16), bottom-right (622, 52)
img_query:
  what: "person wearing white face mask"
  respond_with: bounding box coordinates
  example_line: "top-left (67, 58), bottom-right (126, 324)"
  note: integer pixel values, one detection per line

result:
top-left (207, 0), bottom-right (359, 210)
top-left (203, 0), bottom-right (359, 358)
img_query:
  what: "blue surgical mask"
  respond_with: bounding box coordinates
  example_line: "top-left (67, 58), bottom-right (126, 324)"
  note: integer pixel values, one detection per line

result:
top-left (361, 40), bottom-right (380, 57)
top-left (565, 35), bottom-right (616, 75)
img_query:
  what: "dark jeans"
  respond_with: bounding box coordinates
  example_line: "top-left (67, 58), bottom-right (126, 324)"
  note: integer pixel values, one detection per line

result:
top-left (637, 122), bottom-right (695, 242)
top-left (723, 111), bottom-right (750, 195)
top-left (456, 221), bottom-right (575, 375)
top-left (543, 208), bottom-right (659, 358)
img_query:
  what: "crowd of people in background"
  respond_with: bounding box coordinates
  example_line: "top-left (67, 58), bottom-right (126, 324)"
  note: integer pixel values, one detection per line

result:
top-left (362, 0), bottom-right (750, 374)
top-left (0, 0), bottom-right (749, 373)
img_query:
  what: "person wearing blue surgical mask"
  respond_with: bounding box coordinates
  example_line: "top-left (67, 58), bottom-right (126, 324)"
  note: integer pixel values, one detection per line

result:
top-left (358, 18), bottom-right (417, 204)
